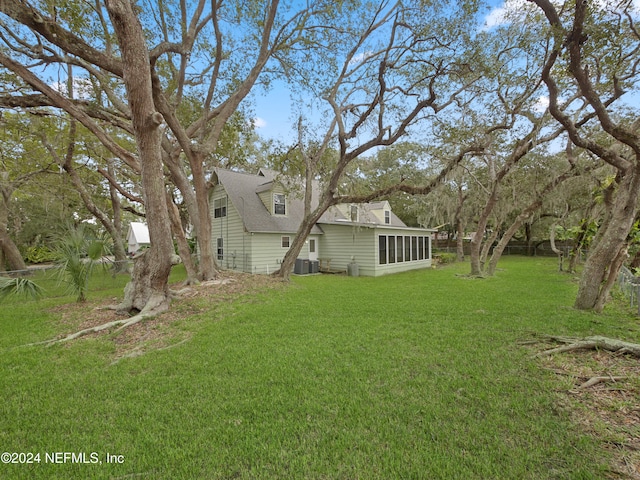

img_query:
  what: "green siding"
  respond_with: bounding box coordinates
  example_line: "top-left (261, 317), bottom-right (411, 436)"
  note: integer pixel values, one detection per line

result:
top-left (318, 224), bottom-right (432, 277)
top-left (257, 190), bottom-right (272, 214)
top-left (247, 233), bottom-right (292, 275)
top-left (318, 224), bottom-right (377, 275)
top-left (212, 184), bottom-right (432, 277)
top-left (210, 186), bottom-right (252, 272)
top-left (373, 228), bottom-right (432, 276)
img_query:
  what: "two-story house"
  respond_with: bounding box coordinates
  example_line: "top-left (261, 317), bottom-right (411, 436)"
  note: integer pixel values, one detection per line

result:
top-left (210, 167), bottom-right (435, 276)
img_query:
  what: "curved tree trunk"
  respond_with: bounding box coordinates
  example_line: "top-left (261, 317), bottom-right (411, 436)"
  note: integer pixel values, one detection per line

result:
top-left (277, 195), bottom-right (333, 281)
top-left (455, 186), bottom-right (467, 262)
top-left (190, 152), bottom-right (218, 280)
top-left (575, 169), bottom-right (640, 311)
top-left (479, 227), bottom-right (499, 271)
top-left (568, 218), bottom-right (589, 273)
top-left (469, 187), bottom-right (496, 276)
top-left (456, 227), bottom-right (465, 262)
top-left (549, 222), bottom-right (564, 272)
top-left (106, 0), bottom-right (173, 314)
top-left (0, 190), bottom-right (26, 271)
top-left (167, 192), bottom-right (198, 284)
top-left (61, 151), bottom-right (128, 271)
top-left (593, 244), bottom-right (628, 313)
top-left (0, 227), bottom-right (26, 271)
top-left (106, 160), bottom-right (128, 273)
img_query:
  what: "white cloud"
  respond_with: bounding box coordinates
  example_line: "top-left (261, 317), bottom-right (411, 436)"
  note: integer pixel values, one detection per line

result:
top-left (483, 6), bottom-right (509, 30)
top-left (533, 95), bottom-right (549, 113)
top-left (253, 117), bottom-right (267, 128)
top-left (349, 51), bottom-right (374, 66)
top-left (50, 77), bottom-right (93, 100)
top-left (484, 0), bottom-right (640, 30)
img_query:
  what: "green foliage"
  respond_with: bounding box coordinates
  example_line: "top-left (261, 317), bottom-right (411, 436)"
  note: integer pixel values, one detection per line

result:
top-left (53, 224), bottom-right (112, 303)
top-left (22, 245), bottom-right (56, 265)
top-left (563, 219), bottom-right (599, 250)
top-left (0, 276), bottom-right (44, 301)
top-left (434, 252), bottom-right (457, 264)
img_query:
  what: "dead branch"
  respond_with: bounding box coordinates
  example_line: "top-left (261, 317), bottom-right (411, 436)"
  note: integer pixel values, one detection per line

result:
top-left (535, 335), bottom-right (640, 358)
top-left (578, 375), bottom-right (627, 389)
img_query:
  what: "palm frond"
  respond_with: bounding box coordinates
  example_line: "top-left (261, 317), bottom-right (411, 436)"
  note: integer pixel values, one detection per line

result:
top-left (0, 276), bottom-right (45, 301)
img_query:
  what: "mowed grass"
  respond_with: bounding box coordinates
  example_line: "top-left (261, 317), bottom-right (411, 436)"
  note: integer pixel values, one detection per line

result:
top-left (1, 257), bottom-right (638, 479)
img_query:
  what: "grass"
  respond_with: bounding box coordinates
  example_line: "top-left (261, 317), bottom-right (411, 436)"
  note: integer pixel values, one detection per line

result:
top-left (0, 257), bottom-right (638, 479)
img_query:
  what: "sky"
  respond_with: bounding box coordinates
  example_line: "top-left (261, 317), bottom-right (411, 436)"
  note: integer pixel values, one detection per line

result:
top-left (249, 1), bottom-right (505, 142)
top-left (249, 0), bottom-right (640, 143)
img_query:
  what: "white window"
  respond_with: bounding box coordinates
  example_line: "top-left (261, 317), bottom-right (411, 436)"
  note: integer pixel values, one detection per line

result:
top-left (274, 194), bottom-right (286, 215)
top-left (216, 238), bottom-right (224, 260)
top-left (350, 205), bottom-right (359, 222)
top-left (281, 236), bottom-right (290, 248)
top-left (384, 210), bottom-right (390, 224)
top-left (214, 198), bottom-right (227, 218)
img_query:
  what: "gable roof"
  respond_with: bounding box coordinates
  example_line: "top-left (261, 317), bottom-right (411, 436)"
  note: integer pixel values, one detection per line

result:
top-left (127, 222), bottom-right (150, 243)
top-left (212, 168), bottom-right (324, 235)
top-left (318, 202), bottom-right (406, 227)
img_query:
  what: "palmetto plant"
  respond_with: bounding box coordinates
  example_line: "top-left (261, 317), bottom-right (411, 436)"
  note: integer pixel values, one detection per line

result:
top-left (54, 224), bottom-right (112, 303)
top-left (0, 276), bottom-right (44, 301)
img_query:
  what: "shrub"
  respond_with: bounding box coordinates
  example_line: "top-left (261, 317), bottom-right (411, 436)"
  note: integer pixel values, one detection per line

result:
top-left (435, 252), bottom-right (457, 264)
top-left (23, 245), bottom-right (56, 264)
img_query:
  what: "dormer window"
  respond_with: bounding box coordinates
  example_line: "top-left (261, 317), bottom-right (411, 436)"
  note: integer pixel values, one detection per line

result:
top-left (384, 210), bottom-right (390, 224)
top-left (274, 193), bottom-right (286, 215)
top-left (350, 205), bottom-right (359, 222)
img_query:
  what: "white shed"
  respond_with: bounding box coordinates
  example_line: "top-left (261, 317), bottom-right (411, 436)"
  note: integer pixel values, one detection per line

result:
top-left (126, 222), bottom-right (150, 255)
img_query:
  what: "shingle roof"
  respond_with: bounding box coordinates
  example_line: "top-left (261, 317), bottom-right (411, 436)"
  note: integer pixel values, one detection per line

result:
top-left (318, 202), bottom-right (407, 227)
top-left (213, 168), bottom-right (416, 234)
top-left (212, 168), bottom-right (324, 235)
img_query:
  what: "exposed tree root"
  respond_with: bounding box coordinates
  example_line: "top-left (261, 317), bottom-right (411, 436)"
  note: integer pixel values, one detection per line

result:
top-left (22, 278), bottom-right (235, 348)
top-left (23, 318), bottom-right (134, 347)
top-left (534, 335), bottom-right (640, 358)
top-left (23, 295), bottom-right (169, 347)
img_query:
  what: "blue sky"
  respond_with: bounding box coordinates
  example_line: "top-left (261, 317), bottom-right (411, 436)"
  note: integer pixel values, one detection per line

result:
top-left (249, 1), bottom-right (506, 142)
top-left (249, 0), bottom-right (640, 142)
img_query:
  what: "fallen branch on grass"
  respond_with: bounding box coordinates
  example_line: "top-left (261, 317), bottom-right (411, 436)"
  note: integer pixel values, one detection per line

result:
top-left (578, 375), bottom-right (627, 389)
top-left (534, 335), bottom-right (640, 358)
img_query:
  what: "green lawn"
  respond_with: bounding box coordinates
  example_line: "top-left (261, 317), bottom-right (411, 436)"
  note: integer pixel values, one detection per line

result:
top-left (1, 257), bottom-right (638, 479)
